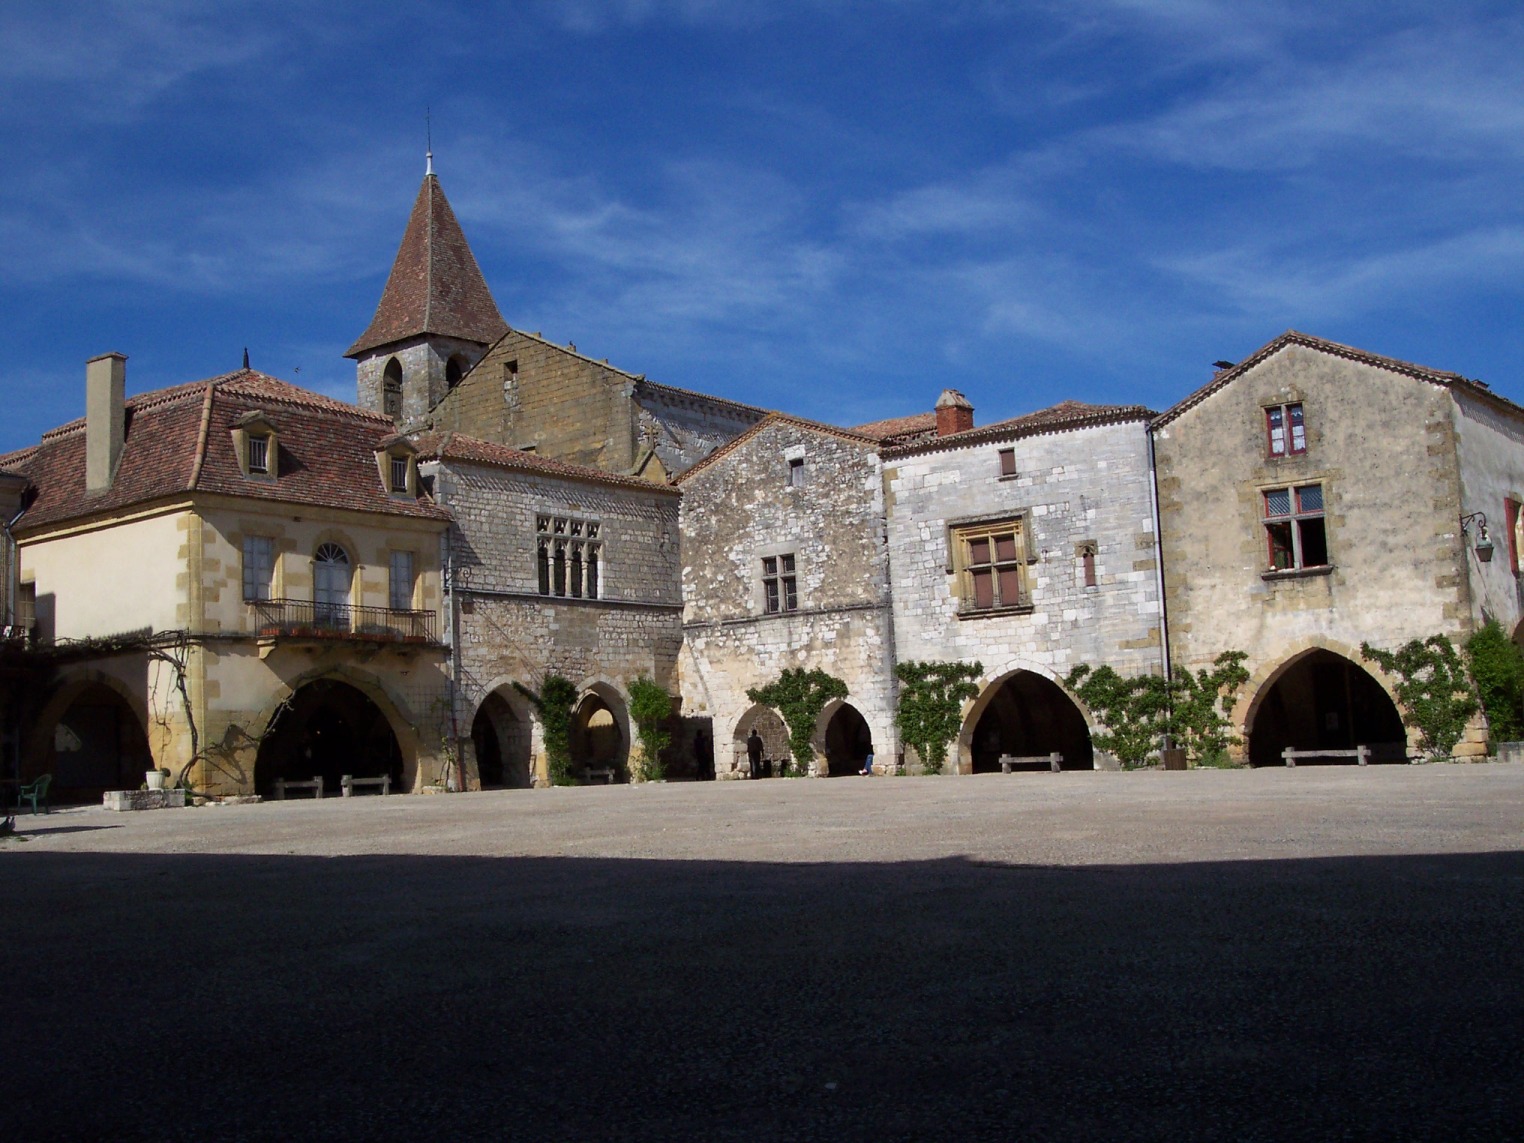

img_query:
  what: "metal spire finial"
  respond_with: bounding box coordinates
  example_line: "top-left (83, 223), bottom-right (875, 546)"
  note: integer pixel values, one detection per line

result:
top-left (426, 106), bottom-right (433, 176)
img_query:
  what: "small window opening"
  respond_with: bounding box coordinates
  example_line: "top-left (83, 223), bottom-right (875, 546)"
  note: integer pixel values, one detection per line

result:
top-left (446, 355), bottom-right (467, 389)
top-left (762, 554), bottom-right (798, 613)
top-left (389, 455), bottom-right (409, 493)
top-left (247, 434), bottom-right (270, 474)
top-left (1079, 543), bottom-right (1097, 588)
top-left (383, 358), bottom-right (403, 418)
top-left (1266, 403), bottom-right (1307, 457)
top-left (1264, 483), bottom-right (1327, 570)
top-left (998, 448), bottom-right (1016, 477)
top-left (788, 457), bottom-right (806, 487)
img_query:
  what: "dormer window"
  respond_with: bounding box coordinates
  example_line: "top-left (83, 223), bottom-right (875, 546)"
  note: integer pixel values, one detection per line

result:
top-left (231, 411), bottom-right (279, 479)
top-left (375, 435), bottom-right (417, 497)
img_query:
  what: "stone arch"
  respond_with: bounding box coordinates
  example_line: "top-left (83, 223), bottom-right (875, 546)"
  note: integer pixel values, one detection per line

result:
top-left (814, 699), bottom-right (874, 777)
top-left (956, 664), bottom-right (1096, 774)
top-left (733, 702), bottom-right (788, 778)
top-left (445, 354), bottom-right (469, 390)
top-left (570, 679), bottom-right (630, 780)
top-left (249, 665), bottom-right (426, 793)
top-left (24, 667), bottom-right (154, 801)
top-left (1236, 640), bottom-right (1411, 766)
top-left (468, 682), bottom-right (535, 790)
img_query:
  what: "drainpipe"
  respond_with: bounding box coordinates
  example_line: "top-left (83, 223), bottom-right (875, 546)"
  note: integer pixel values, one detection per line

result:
top-left (1146, 423), bottom-right (1175, 736)
top-left (3, 502), bottom-right (26, 788)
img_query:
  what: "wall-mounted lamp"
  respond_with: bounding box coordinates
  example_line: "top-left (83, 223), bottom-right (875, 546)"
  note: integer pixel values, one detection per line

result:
top-left (1460, 512), bottom-right (1494, 562)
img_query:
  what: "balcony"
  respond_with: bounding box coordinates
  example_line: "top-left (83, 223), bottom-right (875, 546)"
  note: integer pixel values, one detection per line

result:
top-left (249, 598), bottom-right (437, 646)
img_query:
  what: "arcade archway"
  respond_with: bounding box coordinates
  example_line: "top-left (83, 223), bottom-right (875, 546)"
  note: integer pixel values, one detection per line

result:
top-left (734, 704), bottom-right (788, 777)
top-left (821, 702), bottom-right (873, 776)
top-left (254, 679), bottom-right (403, 797)
top-left (964, 671), bottom-right (1093, 772)
top-left (1247, 650), bottom-right (1407, 766)
top-left (470, 689), bottom-right (533, 789)
top-left (43, 682), bottom-right (152, 803)
top-left (570, 689), bottom-right (628, 780)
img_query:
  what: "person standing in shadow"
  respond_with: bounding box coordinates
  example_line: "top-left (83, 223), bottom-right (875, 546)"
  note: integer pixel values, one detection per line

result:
top-left (746, 727), bottom-right (764, 780)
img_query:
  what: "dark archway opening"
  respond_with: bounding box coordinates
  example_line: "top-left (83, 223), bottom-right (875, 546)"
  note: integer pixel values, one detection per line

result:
top-left (970, 672), bottom-right (1093, 772)
top-left (445, 355), bottom-right (467, 390)
top-left (570, 693), bottom-right (627, 781)
top-left (471, 690), bottom-right (532, 789)
top-left (382, 357), bottom-right (403, 418)
top-left (734, 705), bottom-right (788, 777)
top-left (1248, 650), bottom-right (1407, 766)
top-left (45, 683), bottom-right (152, 803)
top-left (823, 703), bottom-right (873, 776)
top-left (255, 679), bottom-right (403, 797)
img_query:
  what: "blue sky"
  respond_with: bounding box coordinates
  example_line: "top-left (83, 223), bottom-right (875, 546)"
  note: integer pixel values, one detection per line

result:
top-left (3, 1), bottom-right (1523, 452)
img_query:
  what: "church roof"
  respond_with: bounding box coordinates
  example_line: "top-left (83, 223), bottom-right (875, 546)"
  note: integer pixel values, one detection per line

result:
top-left (0, 369), bottom-right (451, 534)
top-left (345, 173), bottom-right (509, 358)
top-left (411, 431), bottom-right (681, 496)
top-left (849, 411), bottom-right (938, 445)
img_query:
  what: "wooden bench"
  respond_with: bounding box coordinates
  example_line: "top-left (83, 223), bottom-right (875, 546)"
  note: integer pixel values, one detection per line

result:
top-left (341, 774), bottom-right (391, 797)
top-left (273, 776), bottom-right (324, 799)
top-left (1282, 746), bottom-right (1370, 767)
top-left (999, 753), bottom-right (1063, 774)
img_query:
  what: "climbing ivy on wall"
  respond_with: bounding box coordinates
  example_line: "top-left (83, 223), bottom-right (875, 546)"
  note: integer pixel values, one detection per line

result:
top-left (1065, 652), bottom-right (1249, 768)
top-left (515, 674), bottom-right (578, 785)
top-left (1463, 620), bottom-right (1524, 747)
top-left (894, 660), bottom-right (983, 775)
top-left (1170, 651), bottom-right (1251, 766)
top-left (628, 677), bottom-right (674, 782)
top-left (1063, 664), bottom-right (1170, 768)
top-left (1361, 636), bottom-right (1477, 761)
top-left (746, 668), bottom-right (849, 776)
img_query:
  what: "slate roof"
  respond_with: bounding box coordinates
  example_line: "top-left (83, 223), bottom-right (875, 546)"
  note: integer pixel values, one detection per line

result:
top-left (882, 399), bottom-right (1154, 458)
top-left (412, 431), bottom-right (681, 496)
top-left (345, 173), bottom-right (509, 357)
top-left (0, 370), bottom-right (451, 534)
top-left (1152, 330), bottom-right (1521, 429)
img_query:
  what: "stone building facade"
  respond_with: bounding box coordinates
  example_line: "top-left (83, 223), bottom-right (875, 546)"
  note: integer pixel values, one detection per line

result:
top-left (415, 432), bottom-right (684, 786)
top-left (883, 400), bottom-right (1162, 772)
top-left (0, 355), bottom-right (454, 802)
top-left (677, 415), bottom-right (897, 777)
top-left (1152, 331), bottom-right (1524, 764)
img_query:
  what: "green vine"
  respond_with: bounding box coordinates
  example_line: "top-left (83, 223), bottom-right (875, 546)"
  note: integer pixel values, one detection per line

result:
top-left (894, 660), bottom-right (982, 775)
top-left (515, 674), bottom-right (578, 786)
top-left (628, 677), bottom-right (674, 782)
top-left (1361, 636), bottom-right (1477, 761)
top-left (746, 668), bottom-right (848, 776)
top-left (1464, 620), bottom-right (1524, 747)
top-left (1065, 651), bottom-right (1249, 768)
top-left (1064, 664), bottom-right (1170, 768)
top-left (1170, 651), bottom-right (1250, 766)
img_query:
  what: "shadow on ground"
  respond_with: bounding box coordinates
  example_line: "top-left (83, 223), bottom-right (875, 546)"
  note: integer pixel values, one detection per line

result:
top-left (2, 848), bottom-right (1520, 1141)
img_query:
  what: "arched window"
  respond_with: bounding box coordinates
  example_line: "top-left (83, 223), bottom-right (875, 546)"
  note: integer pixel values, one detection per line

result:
top-left (382, 358), bottom-right (402, 418)
top-left (313, 543), bottom-right (351, 628)
top-left (446, 355), bottom-right (468, 390)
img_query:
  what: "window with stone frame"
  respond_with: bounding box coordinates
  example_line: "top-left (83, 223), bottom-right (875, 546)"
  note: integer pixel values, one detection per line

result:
top-left (1264, 484), bottom-right (1328, 570)
top-left (952, 518), bottom-right (1030, 613)
top-left (389, 454), bottom-right (410, 493)
top-left (762, 553), bottom-right (798, 614)
top-left (536, 514), bottom-right (601, 599)
top-left (389, 550), bottom-right (414, 612)
top-left (242, 535), bottom-right (275, 601)
top-left (1266, 402), bottom-right (1306, 457)
top-left (247, 434), bottom-right (271, 474)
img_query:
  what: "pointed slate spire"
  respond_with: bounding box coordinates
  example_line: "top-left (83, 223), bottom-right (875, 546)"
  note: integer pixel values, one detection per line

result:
top-left (345, 170), bottom-right (508, 358)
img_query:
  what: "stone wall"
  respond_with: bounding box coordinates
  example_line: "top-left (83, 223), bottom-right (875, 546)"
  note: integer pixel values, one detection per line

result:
top-left (679, 420), bottom-right (897, 775)
top-left (1451, 386), bottom-right (1524, 634)
top-left (884, 416), bottom-right (1163, 770)
top-left (357, 335), bottom-right (492, 425)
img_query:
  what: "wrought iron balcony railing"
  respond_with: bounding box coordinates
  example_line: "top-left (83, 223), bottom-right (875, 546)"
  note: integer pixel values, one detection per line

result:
top-left (249, 598), bottom-right (436, 643)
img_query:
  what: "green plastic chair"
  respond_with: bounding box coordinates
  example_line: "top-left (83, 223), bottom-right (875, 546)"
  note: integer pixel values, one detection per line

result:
top-left (17, 774), bottom-right (51, 814)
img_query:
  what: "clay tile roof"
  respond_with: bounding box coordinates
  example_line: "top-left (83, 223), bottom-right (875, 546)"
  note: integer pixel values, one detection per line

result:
top-left (7, 369), bottom-right (450, 534)
top-left (849, 411), bottom-right (938, 445)
top-left (411, 431), bottom-right (681, 496)
top-left (883, 399), bottom-right (1154, 458)
top-left (673, 412), bottom-right (881, 485)
top-left (1150, 329), bottom-right (1517, 428)
top-left (345, 173), bottom-right (509, 358)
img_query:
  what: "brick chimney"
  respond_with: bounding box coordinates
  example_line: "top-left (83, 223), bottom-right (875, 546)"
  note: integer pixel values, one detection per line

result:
top-left (935, 389), bottom-right (974, 436)
top-left (86, 352), bottom-right (127, 494)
